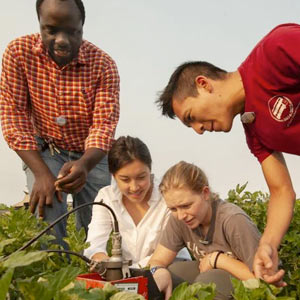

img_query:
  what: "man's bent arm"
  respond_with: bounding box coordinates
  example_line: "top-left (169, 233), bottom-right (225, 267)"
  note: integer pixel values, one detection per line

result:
top-left (0, 42), bottom-right (38, 151)
top-left (16, 150), bottom-right (60, 217)
top-left (254, 151), bottom-right (295, 284)
top-left (261, 152), bottom-right (295, 249)
top-left (55, 148), bottom-right (106, 194)
top-left (84, 59), bottom-right (120, 152)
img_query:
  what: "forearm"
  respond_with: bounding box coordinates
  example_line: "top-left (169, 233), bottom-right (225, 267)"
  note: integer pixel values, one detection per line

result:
top-left (16, 150), bottom-right (52, 177)
top-left (261, 152), bottom-right (296, 249)
top-left (17, 150), bottom-right (60, 216)
top-left (261, 190), bottom-right (295, 248)
top-left (215, 253), bottom-right (255, 280)
top-left (149, 258), bottom-right (169, 268)
top-left (78, 148), bottom-right (106, 173)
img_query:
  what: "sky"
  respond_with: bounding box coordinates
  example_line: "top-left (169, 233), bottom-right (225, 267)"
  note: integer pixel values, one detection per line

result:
top-left (0, 0), bottom-right (300, 206)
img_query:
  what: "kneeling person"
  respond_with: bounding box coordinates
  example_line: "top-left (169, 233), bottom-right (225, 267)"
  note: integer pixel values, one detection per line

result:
top-left (85, 136), bottom-right (170, 267)
top-left (149, 161), bottom-right (261, 300)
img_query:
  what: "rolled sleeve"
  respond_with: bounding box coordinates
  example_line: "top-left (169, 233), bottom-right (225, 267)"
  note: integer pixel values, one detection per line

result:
top-left (159, 216), bottom-right (185, 253)
top-left (85, 59), bottom-right (120, 152)
top-left (0, 44), bottom-right (37, 150)
top-left (84, 191), bottom-right (114, 259)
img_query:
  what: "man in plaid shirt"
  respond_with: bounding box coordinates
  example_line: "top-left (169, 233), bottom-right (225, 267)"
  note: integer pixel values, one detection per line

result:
top-left (0, 0), bottom-right (120, 242)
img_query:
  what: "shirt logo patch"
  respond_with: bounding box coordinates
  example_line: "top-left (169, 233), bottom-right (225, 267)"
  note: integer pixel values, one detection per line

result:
top-left (268, 95), bottom-right (294, 122)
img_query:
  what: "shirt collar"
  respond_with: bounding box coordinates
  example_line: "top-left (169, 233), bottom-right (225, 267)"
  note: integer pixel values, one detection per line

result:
top-left (32, 33), bottom-right (45, 56)
top-left (193, 198), bottom-right (220, 245)
top-left (32, 33), bottom-right (87, 66)
top-left (148, 176), bottom-right (161, 206)
top-left (76, 41), bottom-right (87, 65)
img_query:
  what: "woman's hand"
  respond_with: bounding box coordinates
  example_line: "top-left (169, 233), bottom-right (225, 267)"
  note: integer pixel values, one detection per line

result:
top-left (89, 252), bottom-right (110, 272)
top-left (199, 252), bottom-right (217, 272)
top-left (153, 268), bottom-right (172, 300)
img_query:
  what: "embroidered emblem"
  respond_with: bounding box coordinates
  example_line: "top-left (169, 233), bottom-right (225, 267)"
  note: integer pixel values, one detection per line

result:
top-left (268, 96), bottom-right (294, 122)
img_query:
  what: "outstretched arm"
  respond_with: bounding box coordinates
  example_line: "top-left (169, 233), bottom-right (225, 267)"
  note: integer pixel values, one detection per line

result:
top-left (253, 151), bottom-right (295, 286)
top-left (200, 252), bottom-right (255, 280)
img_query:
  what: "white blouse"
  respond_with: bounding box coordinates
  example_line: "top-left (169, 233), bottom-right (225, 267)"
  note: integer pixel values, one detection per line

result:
top-left (84, 177), bottom-right (170, 267)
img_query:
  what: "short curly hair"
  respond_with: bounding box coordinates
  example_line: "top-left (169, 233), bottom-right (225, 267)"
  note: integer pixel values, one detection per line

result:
top-left (36, 0), bottom-right (85, 25)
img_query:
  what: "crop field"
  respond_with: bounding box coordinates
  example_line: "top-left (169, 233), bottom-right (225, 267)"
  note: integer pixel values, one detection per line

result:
top-left (0, 183), bottom-right (299, 299)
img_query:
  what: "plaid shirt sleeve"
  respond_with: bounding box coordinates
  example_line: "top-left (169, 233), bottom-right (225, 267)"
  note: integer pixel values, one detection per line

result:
top-left (84, 57), bottom-right (120, 152)
top-left (0, 43), bottom-right (38, 151)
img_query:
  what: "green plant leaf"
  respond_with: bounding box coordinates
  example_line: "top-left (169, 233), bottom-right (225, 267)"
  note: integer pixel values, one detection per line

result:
top-left (231, 278), bottom-right (296, 300)
top-left (60, 281), bottom-right (106, 300)
top-left (0, 239), bottom-right (16, 254)
top-left (0, 268), bottom-right (14, 300)
top-left (45, 266), bottom-right (82, 291)
top-left (17, 266), bottom-right (83, 300)
top-left (2, 251), bottom-right (48, 269)
top-left (170, 282), bottom-right (189, 299)
top-left (242, 279), bottom-right (260, 289)
top-left (110, 291), bottom-right (145, 300)
top-left (170, 282), bottom-right (215, 300)
top-left (17, 280), bottom-right (53, 300)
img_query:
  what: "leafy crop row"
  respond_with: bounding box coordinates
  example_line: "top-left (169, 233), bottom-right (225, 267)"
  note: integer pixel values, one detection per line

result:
top-left (226, 183), bottom-right (300, 299)
top-left (0, 208), bottom-right (142, 299)
top-left (0, 183), bottom-right (299, 299)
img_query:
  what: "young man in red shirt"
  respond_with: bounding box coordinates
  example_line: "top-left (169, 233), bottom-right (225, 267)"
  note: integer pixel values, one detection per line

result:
top-left (156, 23), bottom-right (300, 286)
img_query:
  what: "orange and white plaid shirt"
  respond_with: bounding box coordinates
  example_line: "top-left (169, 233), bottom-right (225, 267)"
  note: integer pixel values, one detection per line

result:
top-left (0, 33), bottom-right (120, 152)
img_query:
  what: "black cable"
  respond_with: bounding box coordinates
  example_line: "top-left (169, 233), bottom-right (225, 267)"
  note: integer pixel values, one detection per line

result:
top-left (2, 200), bottom-right (118, 260)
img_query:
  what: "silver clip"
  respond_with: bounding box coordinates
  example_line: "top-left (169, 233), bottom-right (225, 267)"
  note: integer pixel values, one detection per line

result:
top-left (199, 239), bottom-right (209, 245)
top-left (56, 116), bottom-right (67, 126)
top-left (53, 144), bottom-right (61, 154)
top-left (49, 143), bottom-right (54, 156)
top-left (241, 112), bottom-right (256, 124)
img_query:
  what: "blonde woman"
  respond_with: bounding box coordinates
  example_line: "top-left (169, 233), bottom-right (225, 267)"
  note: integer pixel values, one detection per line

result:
top-left (149, 161), bottom-right (261, 300)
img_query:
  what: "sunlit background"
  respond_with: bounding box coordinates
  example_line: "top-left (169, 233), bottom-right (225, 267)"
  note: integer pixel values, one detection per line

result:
top-left (1, 0), bottom-right (299, 205)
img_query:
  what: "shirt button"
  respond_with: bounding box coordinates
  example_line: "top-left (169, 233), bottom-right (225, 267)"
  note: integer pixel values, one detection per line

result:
top-left (56, 116), bottom-right (67, 126)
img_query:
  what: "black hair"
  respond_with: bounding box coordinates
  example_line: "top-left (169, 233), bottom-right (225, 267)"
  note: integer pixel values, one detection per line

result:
top-left (156, 61), bottom-right (227, 118)
top-left (36, 0), bottom-right (85, 25)
top-left (108, 136), bottom-right (152, 175)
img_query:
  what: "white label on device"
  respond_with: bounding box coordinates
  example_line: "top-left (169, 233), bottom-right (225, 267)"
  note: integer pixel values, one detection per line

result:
top-left (114, 283), bottom-right (139, 293)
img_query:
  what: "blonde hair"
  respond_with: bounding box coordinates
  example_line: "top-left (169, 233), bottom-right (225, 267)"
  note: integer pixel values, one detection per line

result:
top-left (159, 161), bottom-right (218, 200)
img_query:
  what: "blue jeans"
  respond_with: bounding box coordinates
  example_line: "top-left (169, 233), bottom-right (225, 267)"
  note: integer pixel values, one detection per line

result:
top-left (23, 137), bottom-right (111, 243)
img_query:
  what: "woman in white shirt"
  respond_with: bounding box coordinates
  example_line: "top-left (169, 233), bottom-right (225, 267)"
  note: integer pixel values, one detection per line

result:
top-left (85, 136), bottom-right (170, 267)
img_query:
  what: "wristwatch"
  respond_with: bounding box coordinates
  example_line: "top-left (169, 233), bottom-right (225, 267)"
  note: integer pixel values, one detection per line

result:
top-left (150, 265), bottom-right (165, 275)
